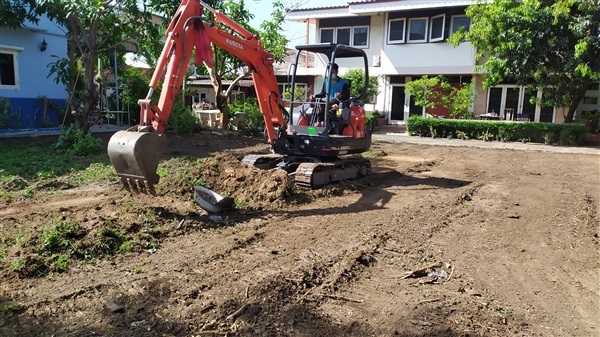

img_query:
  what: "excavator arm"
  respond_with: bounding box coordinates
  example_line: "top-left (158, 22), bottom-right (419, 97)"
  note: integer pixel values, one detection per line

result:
top-left (108, 0), bottom-right (286, 192)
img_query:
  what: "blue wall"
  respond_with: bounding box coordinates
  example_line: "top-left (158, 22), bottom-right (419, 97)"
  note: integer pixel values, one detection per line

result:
top-left (0, 14), bottom-right (68, 128)
top-left (3, 97), bottom-right (65, 128)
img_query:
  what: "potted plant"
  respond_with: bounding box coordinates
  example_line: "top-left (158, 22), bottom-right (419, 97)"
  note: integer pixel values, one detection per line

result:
top-left (372, 111), bottom-right (387, 128)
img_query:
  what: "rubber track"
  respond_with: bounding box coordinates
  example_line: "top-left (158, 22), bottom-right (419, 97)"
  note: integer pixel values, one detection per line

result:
top-left (294, 158), bottom-right (371, 189)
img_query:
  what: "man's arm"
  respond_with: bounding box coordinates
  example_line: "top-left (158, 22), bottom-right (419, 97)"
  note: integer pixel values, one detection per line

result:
top-left (340, 80), bottom-right (350, 101)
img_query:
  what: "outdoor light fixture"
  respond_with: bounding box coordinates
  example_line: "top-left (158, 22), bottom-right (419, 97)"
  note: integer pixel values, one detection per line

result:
top-left (40, 38), bottom-right (47, 52)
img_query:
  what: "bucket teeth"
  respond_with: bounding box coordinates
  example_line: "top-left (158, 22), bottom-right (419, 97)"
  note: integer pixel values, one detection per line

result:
top-left (118, 177), bottom-right (157, 194)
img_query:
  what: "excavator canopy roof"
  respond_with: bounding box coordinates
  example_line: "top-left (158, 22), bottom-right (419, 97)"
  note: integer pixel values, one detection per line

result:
top-left (294, 43), bottom-right (367, 60)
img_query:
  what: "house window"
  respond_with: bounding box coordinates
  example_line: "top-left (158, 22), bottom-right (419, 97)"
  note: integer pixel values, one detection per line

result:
top-left (451, 15), bottom-right (471, 35)
top-left (353, 26), bottom-right (369, 47)
top-left (408, 17), bottom-right (428, 43)
top-left (336, 27), bottom-right (351, 46)
top-left (0, 47), bottom-right (20, 90)
top-left (429, 14), bottom-right (445, 42)
top-left (319, 25), bottom-right (369, 48)
top-left (320, 28), bottom-right (334, 43)
top-left (388, 18), bottom-right (406, 44)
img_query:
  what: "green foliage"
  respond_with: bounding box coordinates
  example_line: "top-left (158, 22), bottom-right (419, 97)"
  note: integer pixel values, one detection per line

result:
top-left (365, 113), bottom-right (378, 132)
top-left (283, 86), bottom-right (307, 102)
top-left (407, 116), bottom-right (587, 145)
top-left (167, 99), bottom-right (201, 135)
top-left (228, 97), bottom-right (264, 136)
top-left (405, 76), bottom-right (444, 111)
top-left (449, 0), bottom-right (600, 122)
top-left (38, 0), bottom-right (157, 132)
top-left (120, 67), bottom-right (152, 124)
top-left (0, 0), bottom-right (43, 29)
top-left (343, 68), bottom-right (379, 102)
top-left (38, 219), bottom-right (86, 255)
top-left (0, 137), bottom-right (110, 198)
top-left (0, 97), bottom-right (10, 128)
top-left (55, 126), bottom-right (103, 156)
top-left (258, 0), bottom-right (289, 63)
top-left (405, 76), bottom-right (475, 118)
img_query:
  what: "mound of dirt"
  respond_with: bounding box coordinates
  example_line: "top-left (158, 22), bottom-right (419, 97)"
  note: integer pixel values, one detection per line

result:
top-left (195, 153), bottom-right (295, 210)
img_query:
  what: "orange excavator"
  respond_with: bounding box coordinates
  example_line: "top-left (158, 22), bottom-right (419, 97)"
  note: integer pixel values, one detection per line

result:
top-left (108, 0), bottom-right (372, 192)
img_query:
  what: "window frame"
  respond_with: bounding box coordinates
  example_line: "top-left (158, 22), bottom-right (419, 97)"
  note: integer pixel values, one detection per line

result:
top-left (387, 18), bottom-right (406, 44)
top-left (429, 14), bottom-right (445, 42)
top-left (335, 26), bottom-right (352, 46)
top-left (450, 15), bottom-right (471, 36)
top-left (352, 25), bottom-right (370, 48)
top-left (407, 17), bottom-right (429, 43)
top-left (319, 27), bottom-right (335, 44)
top-left (0, 45), bottom-right (22, 90)
top-left (319, 25), bottom-right (369, 48)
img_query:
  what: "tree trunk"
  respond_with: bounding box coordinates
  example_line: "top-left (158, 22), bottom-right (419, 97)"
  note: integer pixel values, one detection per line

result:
top-left (215, 93), bottom-right (228, 130)
top-left (564, 87), bottom-right (588, 123)
top-left (81, 51), bottom-right (99, 134)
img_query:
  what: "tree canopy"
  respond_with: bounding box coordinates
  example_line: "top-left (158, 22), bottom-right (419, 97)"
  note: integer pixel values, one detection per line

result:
top-left (37, 0), bottom-right (157, 132)
top-left (449, 0), bottom-right (600, 122)
top-left (0, 0), bottom-right (42, 29)
top-left (343, 68), bottom-right (379, 103)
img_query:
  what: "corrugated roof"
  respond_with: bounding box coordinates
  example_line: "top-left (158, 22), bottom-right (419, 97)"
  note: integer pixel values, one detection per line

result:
top-left (289, 0), bottom-right (475, 14)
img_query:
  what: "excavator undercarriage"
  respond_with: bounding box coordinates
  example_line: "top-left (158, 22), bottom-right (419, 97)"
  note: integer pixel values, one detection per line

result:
top-left (242, 154), bottom-right (371, 189)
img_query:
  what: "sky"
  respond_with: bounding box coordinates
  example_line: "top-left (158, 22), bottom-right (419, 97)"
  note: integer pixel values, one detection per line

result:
top-left (246, 0), bottom-right (350, 47)
top-left (127, 0), bottom-right (347, 67)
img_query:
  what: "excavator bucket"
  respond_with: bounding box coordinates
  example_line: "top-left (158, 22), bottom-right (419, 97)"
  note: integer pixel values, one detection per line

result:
top-left (107, 130), bottom-right (167, 193)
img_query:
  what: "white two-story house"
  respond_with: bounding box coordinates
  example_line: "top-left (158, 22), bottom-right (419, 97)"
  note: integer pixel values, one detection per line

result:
top-left (287, 0), bottom-right (600, 125)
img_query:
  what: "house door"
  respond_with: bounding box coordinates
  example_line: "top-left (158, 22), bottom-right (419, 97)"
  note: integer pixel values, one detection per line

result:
top-left (390, 86), bottom-right (406, 122)
top-left (487, 86), bottom-right (520, 118)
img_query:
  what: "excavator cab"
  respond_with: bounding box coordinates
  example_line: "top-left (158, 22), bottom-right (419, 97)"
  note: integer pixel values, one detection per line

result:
top-left (281, 43), bottom-right (372, 159)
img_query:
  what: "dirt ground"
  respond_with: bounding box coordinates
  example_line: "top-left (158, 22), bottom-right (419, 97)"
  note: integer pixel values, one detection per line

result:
top-left (1, 131), bottom-right (598, 337)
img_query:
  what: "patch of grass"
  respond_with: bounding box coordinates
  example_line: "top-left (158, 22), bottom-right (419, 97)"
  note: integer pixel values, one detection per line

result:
top-left (81, 227), bottom-right (128, 259)
top-left (52, 255), bottom-right (71, 273)
top-left (362, 150), bottom-right (387, 160)
top-left (69, 162), bottom-right (116, 186)
top-left (38, 218), bottom-right (86, 255)
top-left (0, 212), bottom-right (169, 278)
top-left (0, 138), bottom-right (110, 196)
top-left (1, 301), bottom-right (25, 317)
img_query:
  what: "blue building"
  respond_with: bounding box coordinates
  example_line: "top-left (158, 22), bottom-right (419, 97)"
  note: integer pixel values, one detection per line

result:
top-left (0, 12), bottom-right (68, 129)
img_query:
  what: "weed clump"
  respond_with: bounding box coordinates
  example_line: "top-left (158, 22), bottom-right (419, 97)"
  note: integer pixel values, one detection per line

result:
top-left (55, 126), bottom-right (102, 156)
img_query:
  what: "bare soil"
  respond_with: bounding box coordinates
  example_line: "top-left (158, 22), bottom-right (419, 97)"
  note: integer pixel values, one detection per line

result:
top-left (1, 131), bottom-right (598, 337)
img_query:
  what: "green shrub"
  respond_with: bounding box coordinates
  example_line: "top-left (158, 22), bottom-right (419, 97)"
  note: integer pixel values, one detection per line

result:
top-left (55, 126), bottom-right (103, 156)
top-left (0, 97), bottom-right (10, 128)
top-left (407, 116), bottom-right (587, 145)
top-left (228, 97), bottom-right (264, 136)
top-left (168, 99), bottom-right (200, 135)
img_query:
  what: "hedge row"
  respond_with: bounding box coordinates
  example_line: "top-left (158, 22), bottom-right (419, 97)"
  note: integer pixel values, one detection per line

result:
top-left (406, 116), bottom-right (587, 146)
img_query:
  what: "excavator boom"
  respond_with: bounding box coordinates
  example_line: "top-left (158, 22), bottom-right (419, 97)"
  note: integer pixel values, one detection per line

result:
top-left (108, 0), bottom-right (286, 191)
